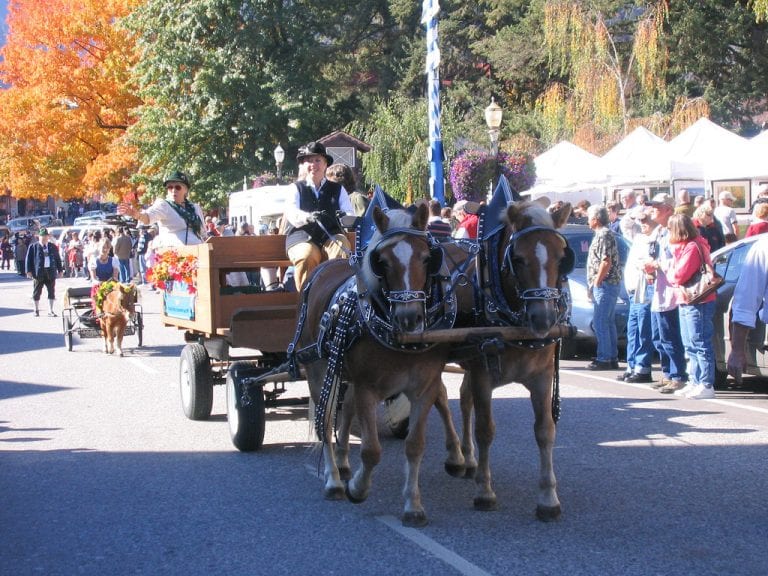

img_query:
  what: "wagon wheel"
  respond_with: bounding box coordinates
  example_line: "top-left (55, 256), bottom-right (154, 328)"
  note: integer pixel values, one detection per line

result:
top-left (226, 362), bottom-right (266, 452)
top-left (383, 393), bottom-right (410, 439)
top-left (135, 312), bottom-right (144, 347)
top-left (62, 314), bottom-right (74, 352)
top-left (179, 343), bottom-right (214, 420)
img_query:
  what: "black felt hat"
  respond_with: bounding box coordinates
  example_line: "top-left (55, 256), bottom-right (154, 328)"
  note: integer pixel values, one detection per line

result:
top-left (296, 141), bottom-right (334, 166)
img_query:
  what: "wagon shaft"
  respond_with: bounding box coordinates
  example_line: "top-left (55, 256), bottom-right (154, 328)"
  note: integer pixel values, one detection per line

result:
top-left (396, 324), bottom-right (576, 344)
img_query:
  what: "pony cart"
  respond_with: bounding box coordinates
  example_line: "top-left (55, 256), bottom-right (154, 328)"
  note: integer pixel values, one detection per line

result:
top-left (61, 284), bottom-right (144, 352)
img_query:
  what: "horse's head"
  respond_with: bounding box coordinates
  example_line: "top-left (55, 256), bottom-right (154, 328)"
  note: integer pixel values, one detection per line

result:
top-left (363, 203), bottom-right (442, 333)
top-left (120, 284), bottom-right (137, 316)
top-left (106, 283), bottom-right (137, 319)
top-left (501, 201), bottom-right (573, 337)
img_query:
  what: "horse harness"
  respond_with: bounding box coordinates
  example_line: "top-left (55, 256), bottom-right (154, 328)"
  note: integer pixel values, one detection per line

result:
top-left (287, 228), bottom-right (458, 438)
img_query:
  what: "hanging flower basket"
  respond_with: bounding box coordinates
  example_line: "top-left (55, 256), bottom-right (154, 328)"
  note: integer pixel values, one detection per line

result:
top-left (147, 250), bottom-right (198, 294)
top-left (448, 149), bottom-right (536, 202)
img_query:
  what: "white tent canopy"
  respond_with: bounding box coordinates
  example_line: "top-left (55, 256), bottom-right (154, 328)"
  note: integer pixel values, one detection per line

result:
top-left (668, 117), bottom-right (751, 181)
top-left (530, 140), bottom-right (607, 192)
top-left (600, 126), bottom-right (671, 186)
top-left (705, 131), bottom-right (768, 180)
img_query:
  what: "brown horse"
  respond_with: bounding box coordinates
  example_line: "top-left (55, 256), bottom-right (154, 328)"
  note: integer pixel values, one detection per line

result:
top-left (296, 203), bottom-right (464, 527)
top-left (100, 283), bottom-right (137, 356)
top-left (451, 199), bottom-right (572, 520)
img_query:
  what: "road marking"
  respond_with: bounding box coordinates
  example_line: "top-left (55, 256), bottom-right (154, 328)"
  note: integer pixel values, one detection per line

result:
top-left (304, 467), bottom-right (492, 575)
top-left (127, 357), bottom-right (158, 374)
top-left (377, 515), bottom-right (493, 576)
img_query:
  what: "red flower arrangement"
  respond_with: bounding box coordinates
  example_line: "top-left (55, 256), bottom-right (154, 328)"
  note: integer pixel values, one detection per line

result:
top-left (449, 149), bottom-right (536, 202)
top-left (147, 250), bottom-right (198, 294)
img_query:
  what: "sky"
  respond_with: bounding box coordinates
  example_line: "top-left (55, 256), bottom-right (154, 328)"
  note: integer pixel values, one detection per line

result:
top-left (0, 0), bottom-right (7, 48)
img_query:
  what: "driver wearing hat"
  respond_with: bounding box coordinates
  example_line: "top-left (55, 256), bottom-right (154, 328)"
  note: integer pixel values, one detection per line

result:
top-left (284, 141), bottom-right (353, 290)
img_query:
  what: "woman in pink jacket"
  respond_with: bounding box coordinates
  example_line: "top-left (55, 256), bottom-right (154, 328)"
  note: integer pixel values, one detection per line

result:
top-left (662, 214), bottom-right (716, 399)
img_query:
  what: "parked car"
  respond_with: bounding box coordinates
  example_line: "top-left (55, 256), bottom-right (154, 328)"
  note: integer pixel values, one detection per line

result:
top-left (73, 210), bottom-right (112, 226)
top-left (710, 234), bottom-right (768, 385)
top-left (560, 224), bottom-right (631, 358)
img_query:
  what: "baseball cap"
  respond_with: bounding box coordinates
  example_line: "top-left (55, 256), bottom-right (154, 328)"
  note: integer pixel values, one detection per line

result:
top-left (649, 193), bottom-right (675, 209)
top-left (618, 188), bottom-right (634, 198)
top-left (718, 190), bottom-right (736, 202)
top-left (39, 227), bottom-right (49, 235)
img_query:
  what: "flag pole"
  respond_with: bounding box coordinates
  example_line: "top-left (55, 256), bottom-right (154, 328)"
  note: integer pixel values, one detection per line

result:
top-left (422, 0), bottom-right (445, 205)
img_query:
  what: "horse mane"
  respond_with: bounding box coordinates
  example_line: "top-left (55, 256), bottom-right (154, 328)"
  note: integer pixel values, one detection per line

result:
top-left (505, 200), bottom-right (555, 232)
top-left (359, 208), bottom-right (419, 289)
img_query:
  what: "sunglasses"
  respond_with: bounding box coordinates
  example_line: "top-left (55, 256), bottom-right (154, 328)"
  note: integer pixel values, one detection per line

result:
top-left (167, 184), bottom-right (184, 191)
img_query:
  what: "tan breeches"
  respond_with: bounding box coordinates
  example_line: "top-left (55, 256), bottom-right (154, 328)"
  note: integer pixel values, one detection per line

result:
top-left (287, 235), bottom-right (351, 291)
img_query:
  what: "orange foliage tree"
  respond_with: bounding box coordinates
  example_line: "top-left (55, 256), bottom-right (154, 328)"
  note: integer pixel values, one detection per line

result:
top-left (0, 0), bottom-right (143, 202)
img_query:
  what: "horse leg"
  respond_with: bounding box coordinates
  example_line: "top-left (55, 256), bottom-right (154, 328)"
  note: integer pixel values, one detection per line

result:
top-left (528, 375), bottom-right (561, 521)
top-left (433, 379), bottom-right (465, 478)
top-left (102, 328), bottom-right (109, 354)
top-left (115, 323), bottom-right (124, 356)
top-left (346, 388), bottom-right (379, 504)
top-left (333, 386), bottom-right (354, 481)
top-left (471, 369), bottom-right (497, 511)
top-left (459, 371), bottom-right (478, 478)
top-left (401, 382), bottom-right (439, 528)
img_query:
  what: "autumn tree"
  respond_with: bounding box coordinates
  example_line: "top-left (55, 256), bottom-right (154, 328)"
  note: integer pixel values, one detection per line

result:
top-left (0, 0), bottom-right (143, 201)
top-left (534, 0), bottom-right (710, 153)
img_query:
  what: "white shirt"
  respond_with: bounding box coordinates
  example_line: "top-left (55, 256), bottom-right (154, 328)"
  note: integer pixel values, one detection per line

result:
top-left (731, 235), bottom-right (768, 328)
top-left (144, 198), bottom-right (206, 249)
top-left (285, 178), bottom-right (353, 228)
top-left (623, 225), bottom-right (656, 293)
top-left (714, 204), bottom-right (738, 236)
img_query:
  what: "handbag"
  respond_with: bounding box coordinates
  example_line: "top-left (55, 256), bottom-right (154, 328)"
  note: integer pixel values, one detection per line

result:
top-left (680, 241), bottom-right (724, 305)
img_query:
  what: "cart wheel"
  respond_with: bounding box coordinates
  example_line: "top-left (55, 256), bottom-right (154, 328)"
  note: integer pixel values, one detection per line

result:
top-left (383, 393), bottom-right (410, 439)
top-left (226, 362), bottom-right (266, 452)
top-left (62, 315), bottom-right (74, 352)
top-left (179, 343), bottom-right (213, 420)
top-left (135, 312), bottom-right (143, 347)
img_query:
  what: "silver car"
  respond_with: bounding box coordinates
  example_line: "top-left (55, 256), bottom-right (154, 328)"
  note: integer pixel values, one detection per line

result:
top-left (711, 234), bottom-right (768, 385)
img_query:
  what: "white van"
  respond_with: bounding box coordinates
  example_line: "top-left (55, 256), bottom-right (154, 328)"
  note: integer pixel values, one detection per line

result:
top-left (228, 185), bottom-right (290, 233)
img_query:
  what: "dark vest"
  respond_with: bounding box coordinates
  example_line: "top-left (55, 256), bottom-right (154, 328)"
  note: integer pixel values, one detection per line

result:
top-left (285, 180), bottom-right (344, 250)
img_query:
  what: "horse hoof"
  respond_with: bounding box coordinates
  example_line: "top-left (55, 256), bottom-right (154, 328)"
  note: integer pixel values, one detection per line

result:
top-left (402, 511), bottom-right (428, 528)
top-left (344, 482), bottom-right (367, 504)
top-left (473, 496), bottom-right (498, 511)
top-left (463, 466), bottom-right (477, 480)
top-left (536, 504), bottom-right (562, 522)
top-left (323, 486), bottom-right (346, 501)
top-left (444, 462), bottom-right (466, 478)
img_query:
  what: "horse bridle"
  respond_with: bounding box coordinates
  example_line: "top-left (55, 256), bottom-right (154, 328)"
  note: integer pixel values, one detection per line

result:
top-left (503, 225), bottom-right (575, 304)
top-left (478, 224), bottom-right (573, 327)
top-left (367, 227), bottom-right (444, 310)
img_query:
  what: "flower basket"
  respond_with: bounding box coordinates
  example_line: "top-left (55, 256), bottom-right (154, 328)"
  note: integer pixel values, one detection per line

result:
top-left (448, 149), bottom-right (536, 202)
top-left (147, 250), bottom-right (198, 294)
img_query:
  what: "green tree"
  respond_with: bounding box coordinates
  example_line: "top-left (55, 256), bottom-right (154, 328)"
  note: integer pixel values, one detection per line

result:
top-left (124, 0), bottom-right (412, 208)
top-left (348, 95), bottom-right (464, 204)
top-left (665, 0), bottom-right (768, 133)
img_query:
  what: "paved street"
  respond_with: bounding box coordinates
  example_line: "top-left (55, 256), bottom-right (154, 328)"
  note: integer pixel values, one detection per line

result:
top-left (2, 268), bottom-right (768, 576)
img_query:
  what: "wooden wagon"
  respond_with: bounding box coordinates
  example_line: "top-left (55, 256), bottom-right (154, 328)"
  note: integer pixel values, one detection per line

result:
top-left (161, 234), bottom-right (356, 451)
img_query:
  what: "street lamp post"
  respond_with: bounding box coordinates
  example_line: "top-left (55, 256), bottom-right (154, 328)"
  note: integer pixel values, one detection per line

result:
top-left (484, 97), bottom-right (503, 157)
top-left (273, 144), bottom-right (285, 183)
